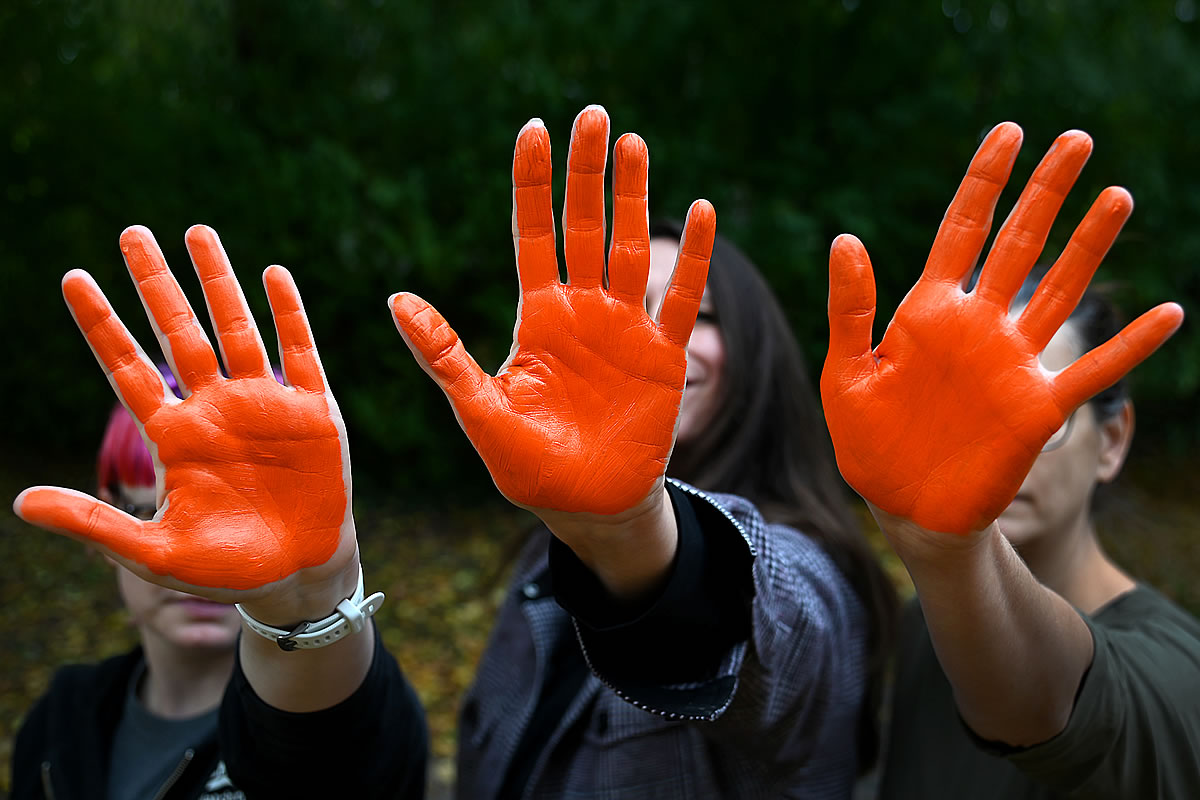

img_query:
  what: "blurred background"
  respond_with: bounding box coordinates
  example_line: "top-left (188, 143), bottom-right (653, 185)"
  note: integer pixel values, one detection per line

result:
top-left (2, 0), bottom-right (1197, 794)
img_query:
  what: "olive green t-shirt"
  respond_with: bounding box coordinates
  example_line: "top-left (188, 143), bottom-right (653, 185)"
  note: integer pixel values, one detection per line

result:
top-left (881, 586), bottom-right (1200, 799)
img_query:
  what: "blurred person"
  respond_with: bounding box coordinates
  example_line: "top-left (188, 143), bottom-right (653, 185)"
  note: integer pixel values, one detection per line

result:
top-left (879, 273), bottom-right (1200, 798)
top-left (819, 122), bottom-right (1199, 799)
top-left (12, 369), bottom-right (249, 800)
top-left (393, 106), bottom-right (894, 799)
top-left (12, 104), bottom-right (889, 800)
top-left (14, 226), bottom-right (429, 798)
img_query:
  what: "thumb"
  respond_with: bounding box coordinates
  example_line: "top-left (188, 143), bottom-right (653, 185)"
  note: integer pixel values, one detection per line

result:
top-left (1053, 302), bottom-right (1184, 412)
top-left (15, 486), bottom-right (158, 568)
top-left (824, 234), bottom-right (878, 387)
top-left (389, 291), bottom-right (498, 416)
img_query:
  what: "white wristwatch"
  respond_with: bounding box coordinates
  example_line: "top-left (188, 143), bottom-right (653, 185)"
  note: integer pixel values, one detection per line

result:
top-left (235, 568), bottom-right (385, 651)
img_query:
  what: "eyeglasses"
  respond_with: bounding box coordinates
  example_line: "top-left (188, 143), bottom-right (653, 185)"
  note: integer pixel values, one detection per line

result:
top-left (1040, 412), bottom-right (1077, 453)
top-left (111, 490), bottom-right (158, 521)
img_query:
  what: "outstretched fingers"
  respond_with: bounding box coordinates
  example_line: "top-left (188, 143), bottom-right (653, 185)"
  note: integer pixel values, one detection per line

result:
top-left (61, 270), bottom-right (174, 423)
top-left (656, 200), bottom-right (715, 347)
top-left (1053, 302), bottom-right (1185, 412)
top-left (924, 122), bottom-right (1024, 286)
top-left (119, 225), bottom-right (220, 395)
top-left (607, 132), bottom-right (651, 303)
top-left (389, 292), bottom-right (495, 411)
top-left (562, 105), bottom-right (610, 288)
top-left (974, 130), bottom-right (1093, 307)
top-left (186, 225), bottom-right (271, 380)
top-left (512, 118), bottom-right (560, 292)
top-left (1018, 187), bottom-right (1133, 350)
top-left (263, 265), bottom-right (327, 394)
top-left (824, 234), bottom-right (879, 384)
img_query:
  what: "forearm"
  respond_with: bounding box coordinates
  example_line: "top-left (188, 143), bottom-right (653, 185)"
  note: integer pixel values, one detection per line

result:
top-left (878, 509), bottom-right (1094, 746)
top-left (236, 547), bottom-right (376, 712)
top-left (550, 481), bottom-right (753, 690)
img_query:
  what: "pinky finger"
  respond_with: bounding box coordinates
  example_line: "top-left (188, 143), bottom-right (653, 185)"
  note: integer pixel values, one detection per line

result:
top-left (263, 266), bottom-right (328, 394)
top-left (1053, 302), bottom-right (1184, 411)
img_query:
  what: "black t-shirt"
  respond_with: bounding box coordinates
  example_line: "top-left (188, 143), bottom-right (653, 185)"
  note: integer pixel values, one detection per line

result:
top-left (881, 585), bottom-right (1200, 799)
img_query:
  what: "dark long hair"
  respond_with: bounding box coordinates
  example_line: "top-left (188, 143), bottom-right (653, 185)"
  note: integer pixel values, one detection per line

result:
top-left (654, 221), bottom-right (898, 772)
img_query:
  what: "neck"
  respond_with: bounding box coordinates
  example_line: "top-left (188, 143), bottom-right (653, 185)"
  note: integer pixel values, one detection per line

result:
top-left (1014, 514), bottom-right (1134, 615)
top-left (138, 634), bottom-right (236, 720)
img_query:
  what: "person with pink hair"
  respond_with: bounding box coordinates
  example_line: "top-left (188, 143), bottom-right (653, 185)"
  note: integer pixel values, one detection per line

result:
top-left (13, 369), bottom-right (248, 799)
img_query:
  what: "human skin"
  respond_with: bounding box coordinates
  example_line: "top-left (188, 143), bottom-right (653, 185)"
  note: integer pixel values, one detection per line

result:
top-left (391, 105), bottom-right (716, 604)
top-left (821, 122), bottom-right (1183, 746)
top-left (15, 225), bottom-right (372, 713)
top-left (646, 237), bottom-right (725, 446)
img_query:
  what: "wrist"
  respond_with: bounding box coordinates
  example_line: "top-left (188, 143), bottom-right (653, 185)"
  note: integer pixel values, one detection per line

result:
top-left (236, 549), bottom-right (363, 629)
top-left (538, 484), bottom-right (678, 602)
top-left (871, 503), bottom-right (998, 568)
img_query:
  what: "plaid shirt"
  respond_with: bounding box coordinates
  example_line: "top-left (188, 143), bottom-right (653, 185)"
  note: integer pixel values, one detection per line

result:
top-left (457, 480), bottom-right (869, 799)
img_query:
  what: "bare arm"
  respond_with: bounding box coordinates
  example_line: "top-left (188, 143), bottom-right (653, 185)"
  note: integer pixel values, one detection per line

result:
top-left (820, 123), bottom-right (1182, 746)
top-left (877, 511), bottom-right (1093, 744)
top-left (14, 225), bottom-right (377, 713)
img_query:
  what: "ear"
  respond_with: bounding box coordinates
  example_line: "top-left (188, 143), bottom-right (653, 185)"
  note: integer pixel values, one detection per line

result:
top-left (1096, 399), bottom-right (1134, 484)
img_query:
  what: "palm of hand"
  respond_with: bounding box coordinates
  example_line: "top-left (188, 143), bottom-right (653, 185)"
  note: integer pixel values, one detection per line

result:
top-left (831, 279), bottom-right (1060, 533)
top-left (477, 286), bottom-right (686, 512)
top-left (822, 123), bottom-right (1183, 535)
top-left (142, 377), bottom-right (345, 589)
top-left (391, 107), bottom-right (715, 516)
top-left (16, 224), bottom-right (353, 597)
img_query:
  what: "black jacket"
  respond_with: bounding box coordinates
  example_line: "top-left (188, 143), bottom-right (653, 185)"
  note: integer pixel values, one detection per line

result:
top-left (11, 647), bottom-right (236, 800)
top-left (14, 626), bottom-right (429, 799)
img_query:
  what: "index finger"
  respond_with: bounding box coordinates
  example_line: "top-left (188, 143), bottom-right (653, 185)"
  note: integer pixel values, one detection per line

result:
top-left (657, 200), bottom-right (715, 347)
top-left (62, 269), bottom-right (175, 423)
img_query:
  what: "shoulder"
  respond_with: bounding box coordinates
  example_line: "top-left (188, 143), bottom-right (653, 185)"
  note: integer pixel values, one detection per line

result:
top-left (1089, 584), bottom-right (1200, 684)
top-left (23, 647), bottom-right (141, 723)
top-left (13, 647), bottom-right (141, 788)
top-left (1002, 587), bottom-right (1200, 795)
top-left (1095, 584), bottom-right (1200, 634)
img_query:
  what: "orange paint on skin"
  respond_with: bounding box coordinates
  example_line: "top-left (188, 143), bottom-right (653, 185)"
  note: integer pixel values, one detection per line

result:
top-left (18, 226), bottom-right (349, 591)
top-left (392, 106), bottom-right (716, 515)
top-left (821, 123), bottom-right (1184, 535)
top-left (121, 226), bottom-right (222, 394)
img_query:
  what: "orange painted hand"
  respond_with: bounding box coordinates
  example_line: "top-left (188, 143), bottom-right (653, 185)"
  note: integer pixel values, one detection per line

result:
top-left (391, 106), bottom-right (716, 516)
top-left (821, 123), bottom-right (1184, 535)
top-left (14, 226), bottom-right (356, 599)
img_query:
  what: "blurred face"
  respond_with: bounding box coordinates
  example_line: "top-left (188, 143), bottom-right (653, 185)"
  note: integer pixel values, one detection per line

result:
top-left (106, 483), bottom-right (241, 652)
top-left (646, 237), bottom-right (725, 446)
top-left (997, 321), bottom-right (1129, 549)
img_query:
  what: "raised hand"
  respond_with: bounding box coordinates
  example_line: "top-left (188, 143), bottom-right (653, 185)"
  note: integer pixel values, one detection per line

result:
top-left (821, 123), bottom-right (1184, 535)
top-left (390, 105), bottom-right (716, 517)
top-left (14, 226), bottom-right (356, 601)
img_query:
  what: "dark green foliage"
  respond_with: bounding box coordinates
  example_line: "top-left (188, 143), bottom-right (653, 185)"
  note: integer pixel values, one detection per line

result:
top-left (3, 0), bottom-right (1198, 504)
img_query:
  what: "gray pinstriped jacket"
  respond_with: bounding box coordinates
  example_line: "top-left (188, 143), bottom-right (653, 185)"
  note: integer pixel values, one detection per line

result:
top-left (456, 481), bottom-right (870, 799)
